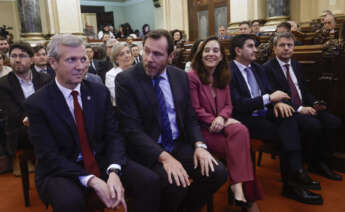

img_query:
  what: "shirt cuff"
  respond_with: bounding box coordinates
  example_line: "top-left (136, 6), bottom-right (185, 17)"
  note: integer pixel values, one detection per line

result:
top-left (106, 164), bottom-right (122, 175)
top-left (262, 94), bottom-right (270, 106)
top-left (297, 106), bottom-right (303, 113)
top-left (79, 175), bottom-right (94, 187)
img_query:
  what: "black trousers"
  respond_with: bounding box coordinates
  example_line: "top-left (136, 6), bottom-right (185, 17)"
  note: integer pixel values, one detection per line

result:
top-left (236, 114), bottom-right (303, 183)
top-left (295, 110), bottom-right (341, 165)
top-left (40, 159), bottom-right (160, 212)
top-left (150, 141), bottom-right (227, 212)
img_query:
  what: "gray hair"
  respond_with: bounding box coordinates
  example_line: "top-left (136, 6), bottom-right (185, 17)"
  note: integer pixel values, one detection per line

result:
top-left (110, 43), bottom-right (131, 66)
top-left (47, 34), bottom-right (84, 60)
top-left (273, 32), bottom-right (296, 46)
top-left (106, 38), bottom-right (118, 47)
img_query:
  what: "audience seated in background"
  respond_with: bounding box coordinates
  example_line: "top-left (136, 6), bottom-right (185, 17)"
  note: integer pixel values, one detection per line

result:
top-left (32, 45), bottom-right (55, 79)
top-left (239, 21), bottom-right (252, 34)
top-left (251, 20), bottom-right (263, 36)
top-left (98, 25), bottom-right (114, 40)
top-left (105, 43), bottom-right (133, 106)
top-left (0, 41), bottom-right (50, 176)
top-left (218, 25), bottom-right (232, 40)
top-left (264, 32), bottom-right (342, 182)
top-left (0, 52), bottom-right (11, 78)
top-left (126, 36), bottom-right (134, 46)
top-left (229, 34), bottom-right (323, 205)
top-left (0, 37), bottom-right (10, 56)
top-left (130, 44), bottom-right (142, 65)
top-left (25, 34), bottom-right (156, 212)
top-left (115, 29), bottom-right (227, 212)
top-left (276, 22), bottom-right (291, 33)
top-left (171, 29), bottom-right (184, 48)
top-left (188, 36), bottom-right (262, 212)
top-left (184, 39), bottom-right (203, 72)
top-left (288, 21), bottom-right (299, 32)
top-left (116, 25), bottom-right (126, 39)
top-left (140, 24), bottom-right (150, 38)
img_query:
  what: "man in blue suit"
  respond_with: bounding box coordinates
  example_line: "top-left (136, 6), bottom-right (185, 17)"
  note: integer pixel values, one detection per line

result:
top-left (229, 34), bottom-right (323, 205)
top-left (25, 34), bottom-right (159, 212)
top-left (263, 32), bottom-right (342, 181)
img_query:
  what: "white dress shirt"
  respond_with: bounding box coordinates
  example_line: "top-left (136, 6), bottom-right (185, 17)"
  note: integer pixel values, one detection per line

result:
top-left (275, 57), bottom-right (303, 112)
top-left (55, 79), bottom-right (121, 187)
top-left (15, 71), bottom-right (35, 99)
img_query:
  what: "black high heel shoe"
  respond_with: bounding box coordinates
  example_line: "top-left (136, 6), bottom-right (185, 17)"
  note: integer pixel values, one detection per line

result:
top-left (228, 186), bottom-right (249, 208)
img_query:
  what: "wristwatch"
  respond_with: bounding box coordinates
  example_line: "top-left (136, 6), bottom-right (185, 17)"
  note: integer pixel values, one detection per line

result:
top-left (107, 168), bottom-right (122, 176)
top-left (195, 142), bottom-right (208, 150)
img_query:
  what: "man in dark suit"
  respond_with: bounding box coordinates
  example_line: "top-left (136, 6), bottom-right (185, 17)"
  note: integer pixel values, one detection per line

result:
top-left (0, 42), bottom-right (50, 175)
top-left (229, 34), bottom-right (323, 205)
top-left (25, 34), bottom-right (160, 212)
top-left (115, 29), bottom-right (227, 212)
top-left (32, 45), bottom-right (55, 79)
top-left (263, 32), bottom-right (342, 181)
top-left (86, 45), bottom-right (98, 75)
top-left (130, 44), bottom-right (142, 64)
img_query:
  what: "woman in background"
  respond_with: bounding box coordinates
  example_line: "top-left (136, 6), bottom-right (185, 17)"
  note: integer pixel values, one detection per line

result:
top-left (105, 43), bottom-right (133, 105)
top-left (188, 36), bottom-right (263, 212)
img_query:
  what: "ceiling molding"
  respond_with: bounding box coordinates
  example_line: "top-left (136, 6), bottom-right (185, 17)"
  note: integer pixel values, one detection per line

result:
top-left (80, 0), bottom-right (145, 7)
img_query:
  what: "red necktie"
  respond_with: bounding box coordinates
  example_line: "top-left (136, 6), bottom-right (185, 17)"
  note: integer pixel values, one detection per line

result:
top-left (72, 91), bottom-right (101, 177)
top-left (285, 64), bottom-right (302, 107)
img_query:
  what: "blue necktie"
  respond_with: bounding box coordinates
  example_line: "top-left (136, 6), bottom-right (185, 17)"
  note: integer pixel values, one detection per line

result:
top-left (245, 67), bottom-right (266, 117)
top-left (245, 67), bottom-right (260, 97)
top-left (153, 76), bottom-right (174, 152)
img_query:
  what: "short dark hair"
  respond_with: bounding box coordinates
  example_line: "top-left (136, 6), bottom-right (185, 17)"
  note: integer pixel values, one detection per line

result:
top-left (85, 45), bottom-right (93, 49)
top-left (273, 32), bottom-right (296, 46)
top-left (239, 21), bottom-right (251, 27)
top-left (9, 41), bottom-right (33, 57)
top-left (229, 34), bottom-right (257, 59)
top-left (32, 45), bottom-right (46, 54)
top-left (251, 20), bottom-right (260, 25)
top-left (191, 36), bottom-right (231, 89)
top-left (143, 29), bottom-right (174, 55)
top-left (130, 43), bottom-right (138, 49)
top-left (277, 22), bottom-right (291, 32)
top-left (0, 36), bottom-right (7, 41)
top-left (171, 29), bottom-right (183, 41)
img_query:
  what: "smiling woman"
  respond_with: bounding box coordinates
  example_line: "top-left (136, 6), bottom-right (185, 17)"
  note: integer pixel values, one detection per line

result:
top-left (188, 36), bottom-right (263, 212)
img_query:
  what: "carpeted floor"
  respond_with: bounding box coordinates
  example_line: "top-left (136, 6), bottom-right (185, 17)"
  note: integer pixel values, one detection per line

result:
top-left (0, 153), bottom-right (344, 212)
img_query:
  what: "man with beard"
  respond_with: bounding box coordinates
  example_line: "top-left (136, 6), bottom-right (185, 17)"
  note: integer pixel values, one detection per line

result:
top-left (0, 42), bottom-right (50, 175)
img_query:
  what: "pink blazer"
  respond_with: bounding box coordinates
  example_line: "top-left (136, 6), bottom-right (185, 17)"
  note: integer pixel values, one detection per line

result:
top-left (188, 70), bottom-right (233, 125)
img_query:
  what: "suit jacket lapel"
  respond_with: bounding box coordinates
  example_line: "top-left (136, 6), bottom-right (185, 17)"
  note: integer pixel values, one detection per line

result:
top-left (49, 82), bottom-right (80, 146)
top-left (8, 72), bottom-right (25, 105)
top-left (137, 64), bottom-right (161, 126)
top-left (231, 62), bottom-right (251, 97)
top-left (204, 85), bottom-right (216, 114)
top-left (272, 58), bottom-right (290, 92)
top-left (166, 67), bottom-right (182, 128)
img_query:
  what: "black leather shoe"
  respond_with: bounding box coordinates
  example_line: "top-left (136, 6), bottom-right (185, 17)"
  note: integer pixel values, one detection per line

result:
top-left (309, 162), bottom-right (343, 181)
top-left (282, 184), bottom-right (323, 205)
top-left (294, 169), bottom-right (321, 190)
top-left (228, 186), bottom-right (249, 208)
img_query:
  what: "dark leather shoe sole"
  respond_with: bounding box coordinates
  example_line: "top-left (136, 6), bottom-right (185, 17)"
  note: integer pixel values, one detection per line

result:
top-left (302, 183), bottom-right (321, 191)
top-left (282, 191), bottom-right (323, 205)
top-left (309, 169), bottom-right (343, 181)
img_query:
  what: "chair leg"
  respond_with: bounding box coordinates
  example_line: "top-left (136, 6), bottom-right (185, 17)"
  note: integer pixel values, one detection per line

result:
top-left (19, 155), bottom-right (30, 207)
top-left (257, 151), bottom-right (263, 167)
top-left (206, 195), bottom-right (214, 212)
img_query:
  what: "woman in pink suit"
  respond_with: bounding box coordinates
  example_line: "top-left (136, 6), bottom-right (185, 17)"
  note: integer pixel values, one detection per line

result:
top-left (188, 36), bottom-right (263, 212)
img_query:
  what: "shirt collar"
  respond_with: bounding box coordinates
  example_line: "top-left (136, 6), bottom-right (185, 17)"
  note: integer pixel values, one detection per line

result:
top-left (55, 78), bottom-right (81, 99)
top-left (34, 65), bottom-right (47, 72)
top-left (276, 56), bottom-right (291, 68)
top-left (15, 70), bottom-right (33, 85)
top-left (233, 60), bottom-right (252, 72)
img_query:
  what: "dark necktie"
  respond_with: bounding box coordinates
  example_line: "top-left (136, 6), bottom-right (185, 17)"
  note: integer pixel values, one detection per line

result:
top-left (72, 91), bottom-right (101, 177)
top-left (284, 64), bottom-right (302, 107)
top-left (153, 76), bottom-right (174, 152)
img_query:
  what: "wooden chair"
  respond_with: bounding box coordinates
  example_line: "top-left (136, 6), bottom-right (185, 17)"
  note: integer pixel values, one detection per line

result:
top-left (17, 149), bottom-right (35, 207)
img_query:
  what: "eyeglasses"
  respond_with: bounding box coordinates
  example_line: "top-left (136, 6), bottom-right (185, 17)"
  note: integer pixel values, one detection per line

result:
top-left (10, 54), bottom-right (29, 59)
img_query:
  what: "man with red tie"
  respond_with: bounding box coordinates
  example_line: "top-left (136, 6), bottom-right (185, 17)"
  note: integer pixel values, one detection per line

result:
top-left (264, 32), bottom-right (342, 181)
top-left (25, 34), bottom-right (160, 212)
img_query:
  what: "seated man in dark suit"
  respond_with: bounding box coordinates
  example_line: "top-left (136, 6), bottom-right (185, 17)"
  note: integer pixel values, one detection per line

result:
top-left (0, 42), bottom-right (50, 176)
top-left (25, 34), bottom-right (160, 212)
top-left (130, 44), bottom-right (142, 64)
top-left (32, 45), bottom-right (55, 79)
top-left (263, 32), bottom-right (342, 181)
top-left (229, 34), bottom-right (323, 205)
top-left (115, 29), bottom-right (227, 212)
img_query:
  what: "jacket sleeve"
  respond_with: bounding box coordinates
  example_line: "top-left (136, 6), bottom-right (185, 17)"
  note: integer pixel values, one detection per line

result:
top-left (218, 86), bottom-right (233, 119)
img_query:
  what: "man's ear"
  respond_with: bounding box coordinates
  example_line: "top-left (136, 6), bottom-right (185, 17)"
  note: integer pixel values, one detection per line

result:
top-left (235, 47), bottom-right (241, 57)
top-left (168, 51), bottom-right (174, 62)
top-left (48, 57), bottom-right (57, 71)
